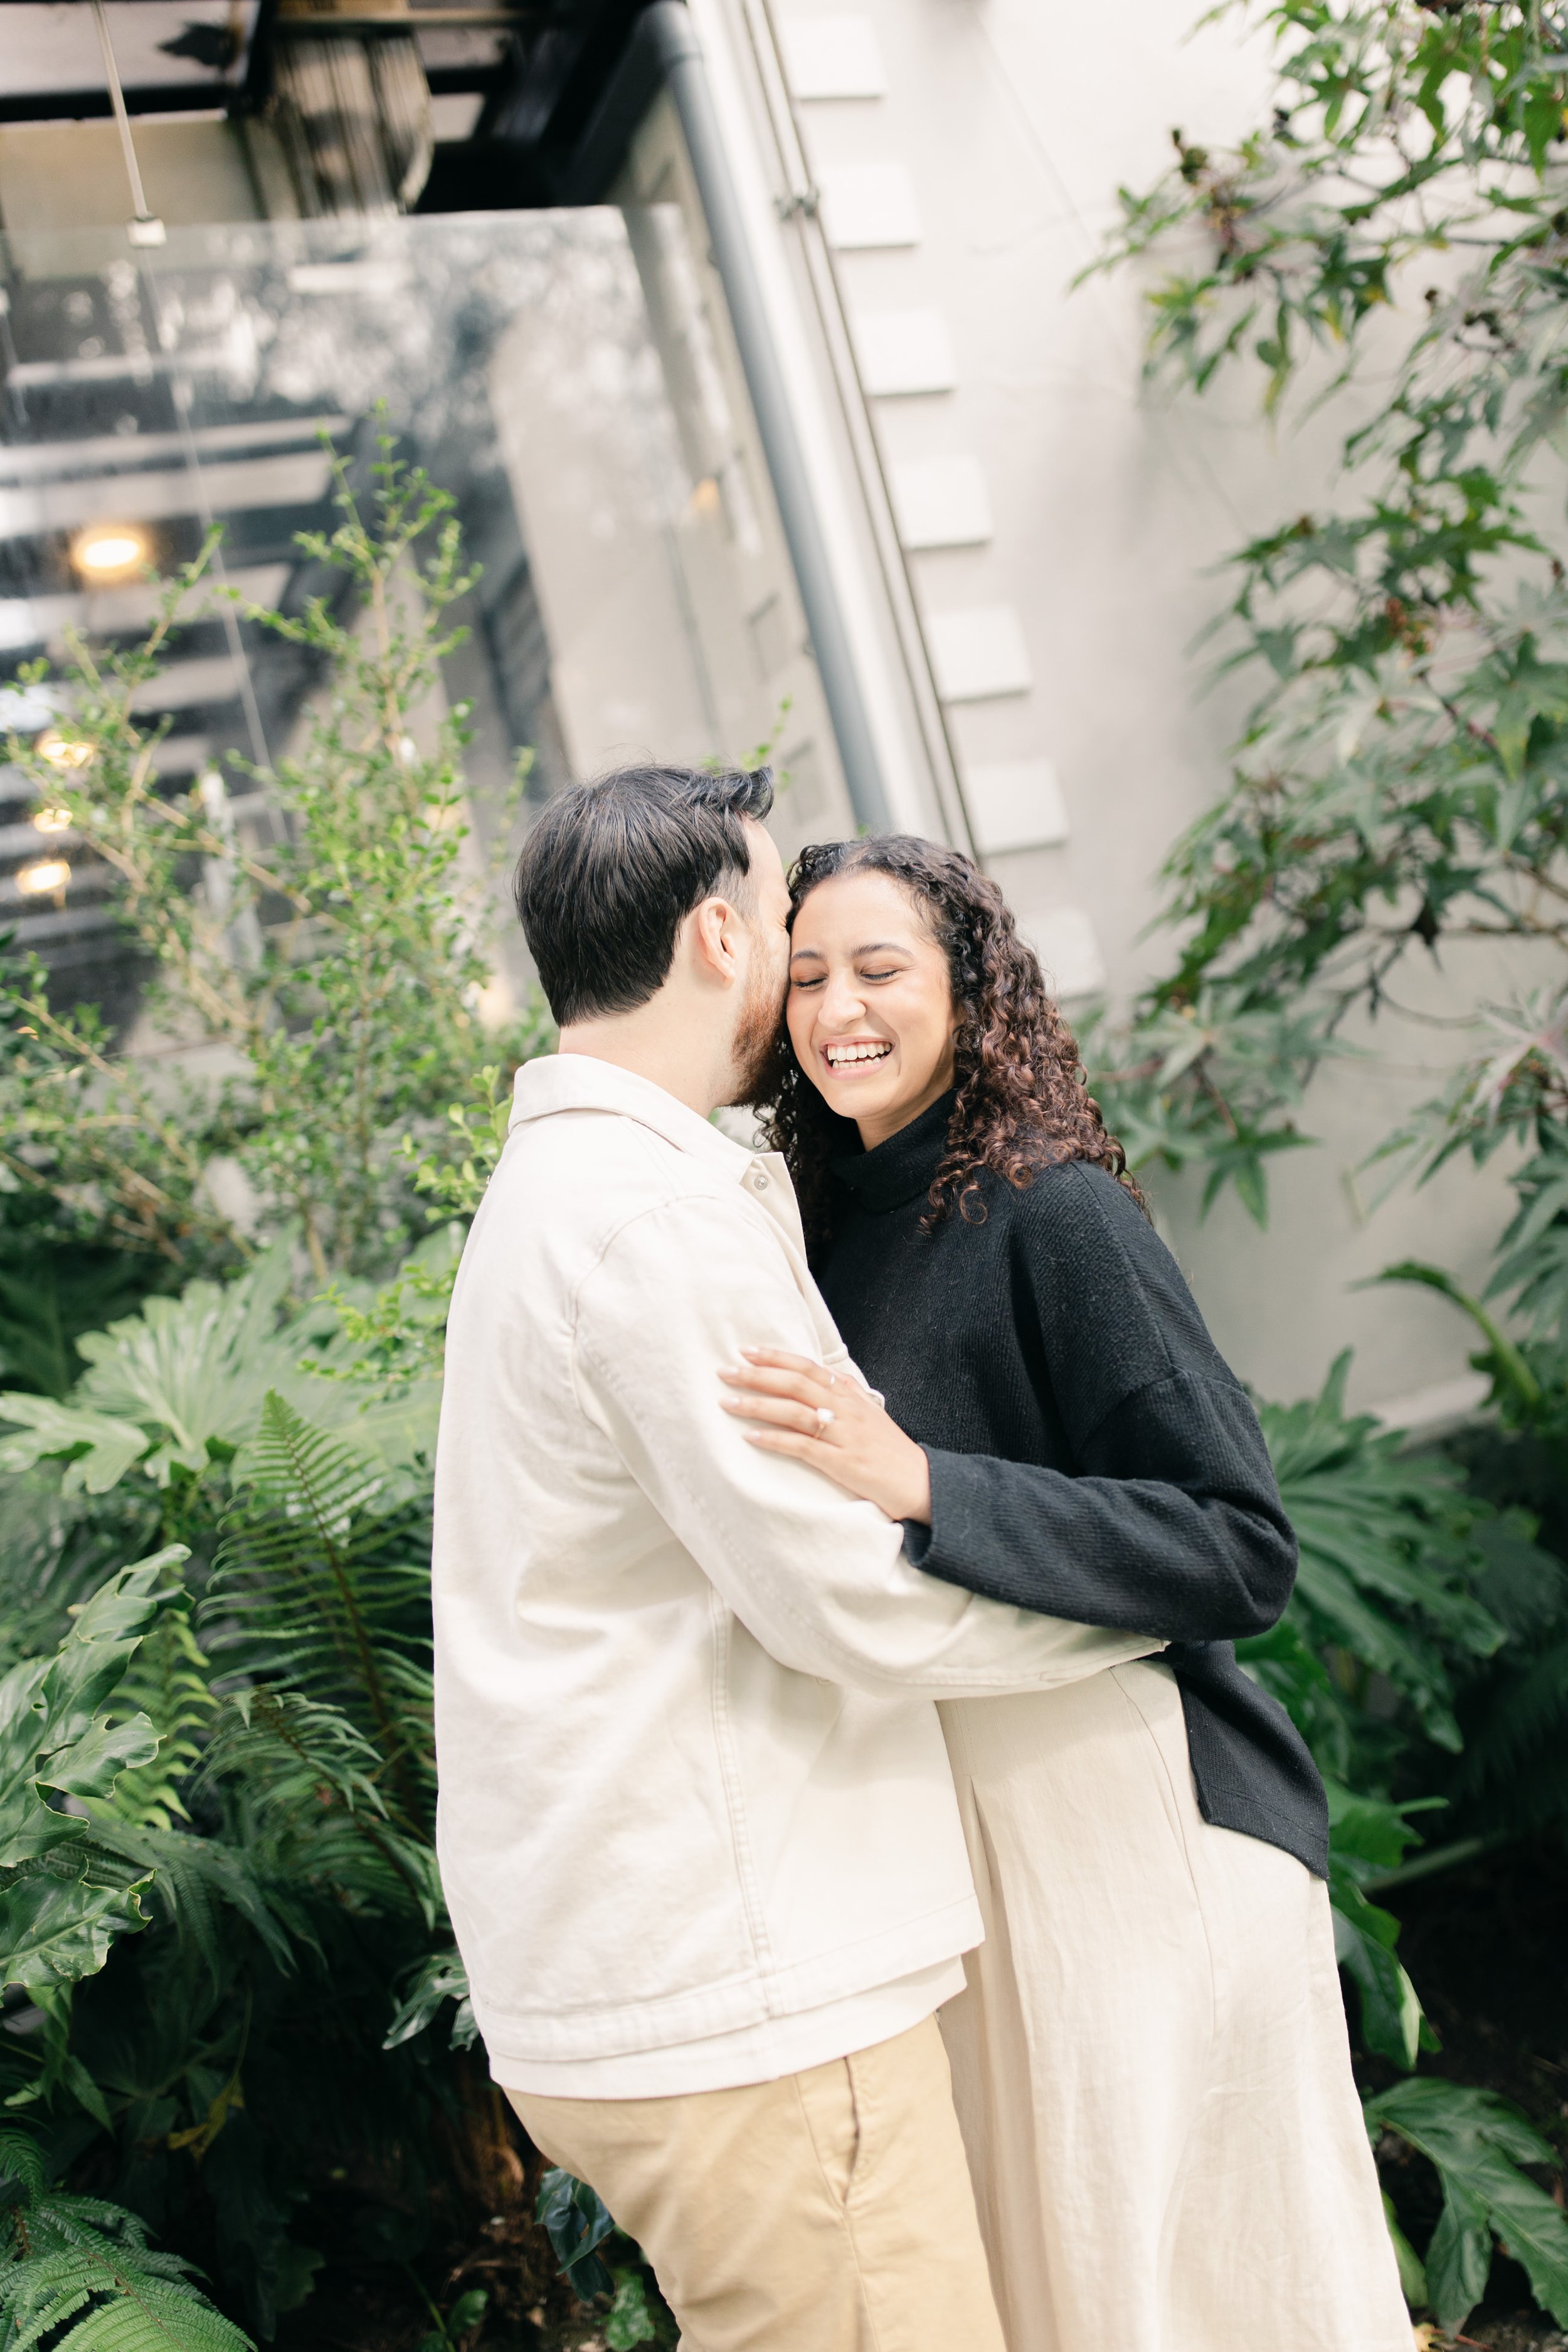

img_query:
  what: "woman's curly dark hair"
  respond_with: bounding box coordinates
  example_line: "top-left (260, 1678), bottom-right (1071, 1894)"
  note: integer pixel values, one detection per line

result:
top-left (757, 835), bottom-right (1141, 1261)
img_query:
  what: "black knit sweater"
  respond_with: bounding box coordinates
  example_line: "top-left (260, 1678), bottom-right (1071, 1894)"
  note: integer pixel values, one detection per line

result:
top-left (817, 1094), bottom-right (1330, 1878)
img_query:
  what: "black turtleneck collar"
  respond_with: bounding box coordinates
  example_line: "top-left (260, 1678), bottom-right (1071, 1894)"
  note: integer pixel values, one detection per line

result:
top-left (830, 1089), bottom-right (955, 1215)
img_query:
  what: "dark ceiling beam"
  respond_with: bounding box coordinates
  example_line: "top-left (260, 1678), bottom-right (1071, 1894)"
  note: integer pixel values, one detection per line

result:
top-left (0, 36), bottom-right (534, 126)
top-left (0, 82), bottom-right (241, 124)
top-left (548, 0), bottom-right (662, 198)
top-left (238, 0), bottom-right (281, 110)
top-left (423, 59), bottom-right (509, 93)
top-left (417, 0), bottom-right (655, 209)
top-left (276, 9), bottom-right (553, 29)
top-left (479, 0), bottom-right (640, 146)
top-left (0, 0), bottom-right (659, 209)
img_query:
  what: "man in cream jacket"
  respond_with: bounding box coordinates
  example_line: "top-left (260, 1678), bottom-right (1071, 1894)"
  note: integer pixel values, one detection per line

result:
top-left (432, 764), bottom-right (1156, 2350)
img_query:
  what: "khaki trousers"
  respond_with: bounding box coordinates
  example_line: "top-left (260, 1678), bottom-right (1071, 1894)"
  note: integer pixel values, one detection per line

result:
top-left (507, 2013), bottom-right (1007, 2352)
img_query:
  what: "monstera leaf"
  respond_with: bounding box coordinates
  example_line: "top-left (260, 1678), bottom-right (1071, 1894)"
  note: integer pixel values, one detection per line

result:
top-left (1323, 1779), bottom-right (1444, 2070)
top-left (0, 1239), bottom-right (440, 1496)
top-left (1259, 1353), bottom-right (1507, 1750)
top-left (67, 1243), bottom-right (311, 1480)
top-left (0, 1397), bottom-right (149, 1494)
top-left (1366, 2078), bottom-right (1568, 2331)
top-left (0, 1549), bottom-right (187, 1994)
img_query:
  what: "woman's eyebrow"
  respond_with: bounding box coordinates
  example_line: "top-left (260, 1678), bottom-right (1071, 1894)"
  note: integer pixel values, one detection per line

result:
top-left (788, 938), bottom-right (908, 962)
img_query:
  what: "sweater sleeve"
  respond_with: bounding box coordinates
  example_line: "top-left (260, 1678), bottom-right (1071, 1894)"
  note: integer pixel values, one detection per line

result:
top-left (903, 1164), bottom-right (1297, 1641)
top-left (573, 1189), bottom-right (1163, 1697)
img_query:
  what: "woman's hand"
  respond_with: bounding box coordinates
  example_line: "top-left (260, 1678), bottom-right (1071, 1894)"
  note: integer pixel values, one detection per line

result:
top-left (719, 1348), bottom-right (933, 1525)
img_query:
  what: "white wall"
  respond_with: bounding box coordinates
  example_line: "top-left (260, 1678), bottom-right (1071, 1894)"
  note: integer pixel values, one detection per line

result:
top-left (760, 0), bottom-right (1519, 1416)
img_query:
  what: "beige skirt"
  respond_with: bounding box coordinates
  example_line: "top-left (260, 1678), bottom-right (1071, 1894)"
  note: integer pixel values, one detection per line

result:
top-left (938, 1661), bottom-right (1413, 2352)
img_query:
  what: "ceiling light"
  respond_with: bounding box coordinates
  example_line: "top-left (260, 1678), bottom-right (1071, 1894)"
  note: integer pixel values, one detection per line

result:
top-left (17, 858), bottom-right (70, 898)
top-left (32, 807), bottom-right (72, 835)
top-left (33, 728), bottom-right (93, 775)
top-left (71, 524), bottom-right (149, 581)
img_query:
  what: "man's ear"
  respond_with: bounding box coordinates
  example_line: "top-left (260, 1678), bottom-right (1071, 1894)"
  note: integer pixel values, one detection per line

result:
top-left (688, 894), bottom-right (743, 987)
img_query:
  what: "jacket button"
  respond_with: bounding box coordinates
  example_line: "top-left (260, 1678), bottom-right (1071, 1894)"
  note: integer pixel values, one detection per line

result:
top-left (751, 1170), bottom-right (769, 1190)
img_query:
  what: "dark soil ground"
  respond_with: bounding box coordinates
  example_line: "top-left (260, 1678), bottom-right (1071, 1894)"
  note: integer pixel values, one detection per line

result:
top-left (273, 2148), bottom-right (601, 2352)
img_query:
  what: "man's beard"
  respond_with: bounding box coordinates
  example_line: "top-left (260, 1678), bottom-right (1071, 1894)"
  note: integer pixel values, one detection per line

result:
top-left (729, 963), bottom-right (788, 1110)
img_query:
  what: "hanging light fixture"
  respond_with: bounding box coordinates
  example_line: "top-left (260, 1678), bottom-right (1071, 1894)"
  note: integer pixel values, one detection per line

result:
top-left (71, 523), bottom-right (150, 581)
top-left (90, 0), bottom-right (166, 246)
top-left (33, 728), bottom-right (93, 774)
top-left (16, 858), bottom-right (72, 898)
top-left (31, 806), bottom-right (73, 835)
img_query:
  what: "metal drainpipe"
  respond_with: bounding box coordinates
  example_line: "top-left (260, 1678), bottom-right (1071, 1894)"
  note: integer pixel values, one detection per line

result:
top-left (644, 0), bottom-right (891, 832)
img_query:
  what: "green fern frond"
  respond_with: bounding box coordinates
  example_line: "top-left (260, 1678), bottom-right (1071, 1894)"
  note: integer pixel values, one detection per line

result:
top-left (17, 2196), bottom-right (156, 2253)
top-left (0, 2167), bottom-right (252, 2352)
top-left (0, 2130), bottom-right (45, 2203)
top-left (196, 1692), bottom-right (386, 1818)
top-left (198, 1693), bottom-right (441, 1927)
top-left (209, 1395), bottom-right (433, 1831)
top-left (4, 2251), bottom-right (250, 2352)
top-left (88, 1606), bottom-right (216, 1834)
top-left (82, 1821), bottom-right (293, 1981)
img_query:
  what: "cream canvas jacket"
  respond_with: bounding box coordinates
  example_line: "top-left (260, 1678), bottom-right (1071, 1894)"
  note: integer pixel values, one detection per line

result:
top-left (432, 1054), bottom-right (1157, 2080)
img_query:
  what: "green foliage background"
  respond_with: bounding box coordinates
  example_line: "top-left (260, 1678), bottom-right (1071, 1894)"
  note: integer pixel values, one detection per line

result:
top-left (0, 450), bottom-right (662, 2349)
top-left (1075, 0), bottom-right (1568, 2331)
top-left (6, 46), bottom-right (1568, 2326)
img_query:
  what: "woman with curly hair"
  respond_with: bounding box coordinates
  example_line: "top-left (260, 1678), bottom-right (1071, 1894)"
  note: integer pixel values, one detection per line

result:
top-left (722, 836), bottom-right (1410, 2352)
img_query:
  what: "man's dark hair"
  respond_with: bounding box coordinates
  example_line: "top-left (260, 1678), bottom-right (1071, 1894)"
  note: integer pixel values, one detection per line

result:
top-left (512, 763), bottom-right (775, 1025)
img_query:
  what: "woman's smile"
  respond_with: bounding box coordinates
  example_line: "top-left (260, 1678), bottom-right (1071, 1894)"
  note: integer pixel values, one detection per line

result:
top-left (822, 1036), bottom-right (894, 1072)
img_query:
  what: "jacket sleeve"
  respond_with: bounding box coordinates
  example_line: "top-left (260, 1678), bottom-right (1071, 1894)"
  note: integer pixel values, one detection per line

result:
top-left (904, 1167), bottom-right (1297, 1642)
top-left (571, 1189), bottom-right (1163, 1698)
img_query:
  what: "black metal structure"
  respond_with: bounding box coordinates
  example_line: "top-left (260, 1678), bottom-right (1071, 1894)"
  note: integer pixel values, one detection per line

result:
top-left (0, 0), bottom-right (659, 208)
top-left (0, 0), bottom-right (655, 1002)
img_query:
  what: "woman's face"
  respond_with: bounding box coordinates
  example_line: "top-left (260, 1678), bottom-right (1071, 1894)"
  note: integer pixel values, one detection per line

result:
top-left (786, 870), bottom-right (958, 1148)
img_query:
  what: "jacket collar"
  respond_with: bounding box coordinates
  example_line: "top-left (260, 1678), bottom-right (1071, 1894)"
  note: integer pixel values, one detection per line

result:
top-left (830, 1090), bottom-right (956, 1214)
top-left (511, 1053), bottom-right (758, 1183)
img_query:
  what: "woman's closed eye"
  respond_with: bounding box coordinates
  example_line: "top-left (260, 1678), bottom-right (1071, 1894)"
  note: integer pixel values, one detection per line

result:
top-left (790, 964), bottom-right (903, 991)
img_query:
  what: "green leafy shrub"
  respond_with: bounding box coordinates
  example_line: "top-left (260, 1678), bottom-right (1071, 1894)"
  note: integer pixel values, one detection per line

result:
top-left (1258, 1354), bottom-right (1508, 1762)
top-left (534, 2172), bottom-right (675, 2348)
top-left (0, 445), bottom-right (561, 2338)
top-left (0, 1551), bottom-right (184, 2083)
top-left (1, 443), bottom-right (546, 1291)
top-left (1362, 2081), bottom-right (1568, 2330)
top-left (0, 1565), bottom-right (257, 2352)
top-left (0, 2125), bottom-right (252, 2352)
top-left (1242, 1351), bottom-right (1568, 2326)
top-left (1086, 0), bottom-right (1568, 1219)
